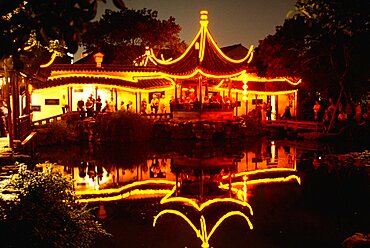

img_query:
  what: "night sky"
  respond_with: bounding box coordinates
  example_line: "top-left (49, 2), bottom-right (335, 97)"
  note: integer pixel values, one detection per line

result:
top-left (76, 0), bottom-right (295, 59)
top-left (120, 0), bottom-right (294, 46)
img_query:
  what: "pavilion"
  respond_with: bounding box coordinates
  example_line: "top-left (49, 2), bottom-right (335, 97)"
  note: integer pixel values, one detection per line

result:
top-left (30, 10), bottom-right (300, 122)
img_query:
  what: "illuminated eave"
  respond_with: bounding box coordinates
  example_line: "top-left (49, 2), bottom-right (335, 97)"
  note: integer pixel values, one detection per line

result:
top-left (160, 186), bottom-right (253, 214)
top-left (219, 175), bottom-right (302, 189)
top-left (229, 89), bottom-right (298, 96)
top-left (75, 179), bottom-right (175, 195)
top-left (222, 167), bottom-right (297, 180)
top-left (40, 51), bottom-right (58, 68)
top-left (48, 73), bottom-right (165, 83)
top-left (161, 69), bottom-right (247, 80)
top-left (75, 180), bottom-right (176, 203)
top-left (151, 10), bottom-right (254, 67)
top-left (153, 209), bottom-right (253, 248)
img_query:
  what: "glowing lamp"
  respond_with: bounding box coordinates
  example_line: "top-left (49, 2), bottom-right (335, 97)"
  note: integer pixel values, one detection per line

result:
top-left (93, 52), bottom-right (104, 68)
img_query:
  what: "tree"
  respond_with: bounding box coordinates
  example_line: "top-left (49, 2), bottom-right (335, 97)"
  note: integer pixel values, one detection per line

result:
top-left (254, 0), bottom-right (369, 122)
top-left (0, 0), bottom-right (126, 147)
top-left (81, 8), bottom-right (187, 64)
top-left (0, 164), bottom-right (110, 247)
top-left (292, 0), bottom-right (369, 101)
top-left (0, 0), bottom-right (126, 72)
top-left (253, 16), bottom-right (336, 94)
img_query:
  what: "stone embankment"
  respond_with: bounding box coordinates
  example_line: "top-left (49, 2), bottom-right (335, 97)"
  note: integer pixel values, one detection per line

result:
top-left (34, 113), bottom-right (266, 145)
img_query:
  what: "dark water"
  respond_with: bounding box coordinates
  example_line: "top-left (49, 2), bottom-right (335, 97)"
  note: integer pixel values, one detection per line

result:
top-left (35, 138), bottom-right (370, 248)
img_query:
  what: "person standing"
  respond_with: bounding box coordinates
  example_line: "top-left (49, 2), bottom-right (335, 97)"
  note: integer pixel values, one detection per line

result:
top-left (159, 95), bottom-right (166, 113)
top-left (95, 95), bottom-right (102, 113)
top-left (0, 101), bottom-right (6, 137)
top-left (150, 95), bottom-right (159, 114)
top-left (141, 99), bottom-right (147, 114)
top-left (127, 101), bottom-right (133, 112)
top-left (313, 101), bottom-right (321, 122)
top-left (85, 98), bottom-right (93, 117)
top-left (120, 101), bottom-right (125, 111)
top-left (77, 98), bottom-right (85, 119)
top-left (282, 106), bottom-right (291, 120)
top-left (61, 95), bottom-right (68, 114)
top-left (266, 101), bottom-right (272, 120)
top-left (102, 100), bottom-right (112, 113)
top-left (354, 102), bottom-right (362, 122)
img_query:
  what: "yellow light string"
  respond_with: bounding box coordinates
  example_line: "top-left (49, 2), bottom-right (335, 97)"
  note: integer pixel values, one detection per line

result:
top-left (75, 179), bottom-right (175, 195)
top-left (77, 189), bottom-right (172, 203)
top-left (49, 73), bottom-right (175, 85)
top-left (160, 186), bottom-right (253, 215)
top-left (219, 175), bottom-right (302, 191)
top-left (153, 209), bottom-right (253, 248)
top-left (222, 167), bottom-right (297, 180)
top-left (150, 10), bottom-right (253, 66)
top-left (153, 209), bottom-right (201, 237)
top-left (150, 29), bottom-right (203, 65)
top-left (160, 68), bottom-right (247, 79)
top-left (206, 28), bottom-right (254, 64)
top-left (40, 51), bottom-right (58, 68)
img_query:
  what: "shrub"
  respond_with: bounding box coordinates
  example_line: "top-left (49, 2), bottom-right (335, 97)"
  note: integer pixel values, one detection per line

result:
top-left (96, 110), bottom-right (153, 143)
top-left (36, 121), bottom-right (77, 146)
top-left (0, 163), bottom-right (110, 247)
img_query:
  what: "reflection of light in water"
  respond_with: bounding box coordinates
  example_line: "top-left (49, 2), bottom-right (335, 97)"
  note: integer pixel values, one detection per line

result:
top-left (75, 180), bottom-right (175, 203)
top-left (222, 167), bottom-right (297, 180)
top-left (78, 189), bottom-right (172, 203)
top-left (153, 209), bottom-right (253, 248)
top-left (220, 175), bottom-right (301, 190)
top-left (76, 179), bottom-right (175, 195)
top-left (160, 186), bottom-right (254, 214)
top-left (243, 175), bottom-right (248, 202)
top-left (271, 141), bottom-right (276, 164)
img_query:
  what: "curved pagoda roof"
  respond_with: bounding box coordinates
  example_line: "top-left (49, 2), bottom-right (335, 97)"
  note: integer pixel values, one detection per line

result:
top-left (151, 11), bottom-right (254, 79)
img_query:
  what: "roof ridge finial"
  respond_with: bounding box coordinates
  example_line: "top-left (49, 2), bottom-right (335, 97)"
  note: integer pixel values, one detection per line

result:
top-left (200, 10), bottom-right (208, 27)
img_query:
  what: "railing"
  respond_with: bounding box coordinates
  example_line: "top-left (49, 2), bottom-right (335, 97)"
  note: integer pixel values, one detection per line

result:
top-left (171, 103), bottom-right (235, 112)
top-left (20, 131), bottom-right (37, 158)
top-left (32, 114), bottom-right (63, 126)
top-left (264, 120), bottom-right (324, 132)
top-left (17, 115), bottom-right (32, 140)
top-left (142, 113), bottom-right (173, 120)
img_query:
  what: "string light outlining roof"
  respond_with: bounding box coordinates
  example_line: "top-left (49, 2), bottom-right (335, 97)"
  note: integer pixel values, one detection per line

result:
top-left (149, 10), bottom-right (254, 78)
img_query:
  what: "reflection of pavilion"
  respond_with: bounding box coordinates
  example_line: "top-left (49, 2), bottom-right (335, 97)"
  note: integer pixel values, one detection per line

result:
top-left (39, 140), bottom-right (299, 198)
top-left (38, 141), bottom-right (301, 248)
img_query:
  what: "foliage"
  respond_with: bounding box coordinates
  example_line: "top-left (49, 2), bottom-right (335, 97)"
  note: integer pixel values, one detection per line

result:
top-left (48, 121), bottom-right (78, 144)
top-left (96, 110), bottom-right (154, 143)
top-left (253, 16), bottom-right (336, 94)
top-left (0, 0), bottom-right (126, 73)
top-left (293, 0), bottom-right (370, 100)
top-left (0, 164), bottom-right (110, 247)
top-left (254, 0), bottom-right (369, 101)
top-left (81, 8), bottom-right (187, 64)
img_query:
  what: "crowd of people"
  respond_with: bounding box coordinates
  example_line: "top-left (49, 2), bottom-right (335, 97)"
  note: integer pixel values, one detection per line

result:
top-left (313, 98), bottom-right (369, 131)
top-left (164, 92), bottom-right (238, 112)
top-left (69, 94), bottom-right (116, 120)
top-left (68, 93), bottom-right (171, 120)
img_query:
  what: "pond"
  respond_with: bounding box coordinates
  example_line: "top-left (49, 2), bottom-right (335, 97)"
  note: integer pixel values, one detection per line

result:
top-left (35, 138), bottom-right (370, 248)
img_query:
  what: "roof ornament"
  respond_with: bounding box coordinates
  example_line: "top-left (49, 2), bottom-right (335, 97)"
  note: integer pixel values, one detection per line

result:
top-left (199, 10), bottom-right (209, 27)
top-left (93, 52), bottom-right (104, 68)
